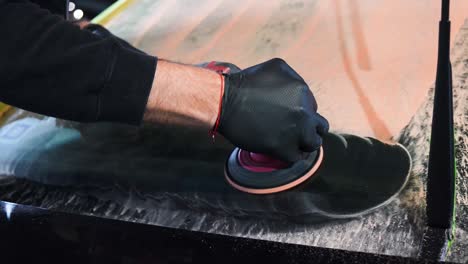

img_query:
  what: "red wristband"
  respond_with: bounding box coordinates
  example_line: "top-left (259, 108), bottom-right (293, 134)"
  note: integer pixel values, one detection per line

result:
top-left (210, 73), bottom-right (224, 140)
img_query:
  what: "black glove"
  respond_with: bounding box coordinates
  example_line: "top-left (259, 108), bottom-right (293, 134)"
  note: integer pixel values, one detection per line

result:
top-left (216, 58), bottom-right (329, 163)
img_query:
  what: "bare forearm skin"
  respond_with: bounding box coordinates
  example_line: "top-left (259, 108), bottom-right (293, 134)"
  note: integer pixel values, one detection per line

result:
top-left (143, 60), bottom-right (222, 129)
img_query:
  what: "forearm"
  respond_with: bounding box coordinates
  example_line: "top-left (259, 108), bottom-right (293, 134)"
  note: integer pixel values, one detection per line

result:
top-left (143, 60), bottom-right (221, 129)
top-left (0, 1), bottom-right (219, 128)
top-left (0, 1), bottom-right (156, 125)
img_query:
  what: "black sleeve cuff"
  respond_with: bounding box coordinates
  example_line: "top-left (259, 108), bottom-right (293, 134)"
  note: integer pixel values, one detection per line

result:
top-left (97, 41), bottom-right (157, 126)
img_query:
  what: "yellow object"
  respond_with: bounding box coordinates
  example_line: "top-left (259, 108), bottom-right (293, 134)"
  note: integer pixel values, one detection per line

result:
top-left (0, 102), bottom-right (11, 118)
top-left (91, 0), bottom-right (135, 25)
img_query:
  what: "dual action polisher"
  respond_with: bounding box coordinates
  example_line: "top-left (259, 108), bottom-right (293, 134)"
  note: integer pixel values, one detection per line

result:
top-left (203, 61), bottom-right (411, 220)
top-left (201, 61), bottom-right (325, 194)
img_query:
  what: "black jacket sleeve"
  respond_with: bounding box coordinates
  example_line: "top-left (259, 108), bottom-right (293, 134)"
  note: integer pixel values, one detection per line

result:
top-left (0, 0), bottom-right (158, 125)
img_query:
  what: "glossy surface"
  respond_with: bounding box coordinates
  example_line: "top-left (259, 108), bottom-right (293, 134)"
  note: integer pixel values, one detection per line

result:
top-left (0, 201), bottom-right (432, 263)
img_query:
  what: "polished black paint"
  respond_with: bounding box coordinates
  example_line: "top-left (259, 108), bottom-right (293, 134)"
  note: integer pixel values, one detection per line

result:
top-left (0, 201), bottom-right (437, 263)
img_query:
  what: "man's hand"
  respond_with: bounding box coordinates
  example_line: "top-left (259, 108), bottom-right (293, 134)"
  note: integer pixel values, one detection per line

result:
top-left (218, 58), bottom-right (329, 163)
top-left (143, 58), bottom-right (329, 163)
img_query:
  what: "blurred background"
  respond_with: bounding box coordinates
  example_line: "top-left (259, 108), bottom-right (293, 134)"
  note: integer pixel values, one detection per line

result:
top-left (30, 0), bottom-right (117, 21)
top-left (68, 0), bottom-right (117, 20)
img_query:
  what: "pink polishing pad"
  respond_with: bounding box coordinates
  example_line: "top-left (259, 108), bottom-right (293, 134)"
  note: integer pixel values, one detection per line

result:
top-left (226, 147), bottom-right (324, 194)
top-left (237, 150), bottom-right (289, 172)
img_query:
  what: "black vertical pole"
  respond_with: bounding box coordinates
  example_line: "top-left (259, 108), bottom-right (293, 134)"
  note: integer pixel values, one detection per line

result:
top-left (427, 0), bottom-right (455, 229)
top-left (420, 1), bottom-right (455, 259)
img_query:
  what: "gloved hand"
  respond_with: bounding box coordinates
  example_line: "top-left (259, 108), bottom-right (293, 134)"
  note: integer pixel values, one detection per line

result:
top-left (202, 58), bottom-right (329, 163)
